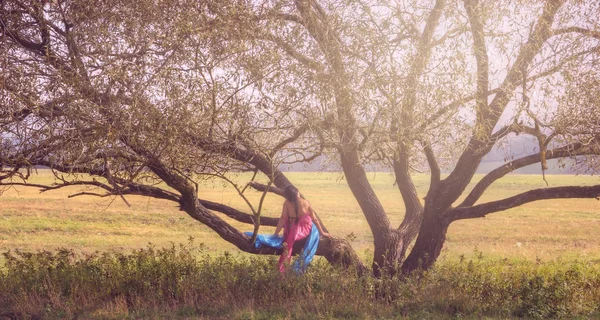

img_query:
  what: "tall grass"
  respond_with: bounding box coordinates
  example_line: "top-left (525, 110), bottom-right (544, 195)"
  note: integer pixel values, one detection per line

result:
top-left (1, 243), bottom-right (599, 319)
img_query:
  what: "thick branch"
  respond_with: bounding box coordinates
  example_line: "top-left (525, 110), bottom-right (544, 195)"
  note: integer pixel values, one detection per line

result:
top-left (127, 141), bottom-right (262, 250)
top-left (393, 155), bottom-right (424, 223)
top-left (553, 26), bottom-right (600, 41)
top-left (459, 138), bottom-right (600, 207)
top-left (199, 199), bottom-right (278, 226)
top-left (390, 0), bottom-right (445, 238)
top-left (420, 56), bottom-right (580, 134)
top-left (485, 0), bottom-right (564, 127)
top-left (247, 181), bottom-right (284, 196)
top-left (294, 0), bottom-right (395, 239)
top-left (0, 18), bottom-right (44, 52)
top-left (450, 185), bottom-right (600, 221)
top-left (111, 179), bottom-right (278, 227)
top-left (190, 137), bottom-right (292, 188)
top-left (64, 23), bottom-right (91, 84)
top-left (422, 141), bottom-right (441, 186)
top-left (464, 0), bottom-right (489, 129)
top-left (421, 3), bottom-right (578, 137)
top-left (397, 0), bottom-right (445, 138)
top-left (438, 0), bottom-right (566, 212)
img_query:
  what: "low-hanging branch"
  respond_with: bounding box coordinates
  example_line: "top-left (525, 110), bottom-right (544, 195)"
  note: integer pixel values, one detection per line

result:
top-left (449, 184), bottom-right (600, 221)
top-left (459, 137), bottom-right (600, 208)
top-left (106, 177), bottom-right (279, 227)
top-left (0, 180), bottom-right (114, 193)
top-left (0, 168), bottom-right (278, 227)
top-left (198, 199), bottom-right (278, 226)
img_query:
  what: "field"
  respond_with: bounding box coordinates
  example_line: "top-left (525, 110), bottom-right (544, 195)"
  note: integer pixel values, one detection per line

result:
top-left (2, 170), bottom-right (600, 319)
top-left (1, 170), bottom-right (599, 263)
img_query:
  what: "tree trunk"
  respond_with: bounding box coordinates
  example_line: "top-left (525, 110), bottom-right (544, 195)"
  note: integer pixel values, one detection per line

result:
top-left (401, 211), bottom-right (449, 274)
top-left (317, 238), bottom-right (368, 275)
top-left (372, 229), bottom-right (406, 277)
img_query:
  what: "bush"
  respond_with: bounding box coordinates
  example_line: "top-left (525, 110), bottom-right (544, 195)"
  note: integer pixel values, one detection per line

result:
top-left (1, 244), bottom-right (599, 319)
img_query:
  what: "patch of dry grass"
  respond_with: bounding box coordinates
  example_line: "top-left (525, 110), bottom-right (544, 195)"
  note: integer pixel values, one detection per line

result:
top-left (1, 170), bottom-right (599, 263)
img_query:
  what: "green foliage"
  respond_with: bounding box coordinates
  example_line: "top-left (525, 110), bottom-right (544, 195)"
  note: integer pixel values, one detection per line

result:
top-left (1, 245), bottom-right (600, 319)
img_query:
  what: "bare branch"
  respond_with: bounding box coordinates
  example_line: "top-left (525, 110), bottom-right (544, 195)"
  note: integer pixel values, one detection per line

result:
top-left (464, 0), bottom-right (489, 130)
top-left (421, 140), bottom-right (440, 186)
top-left (459, 137), bottom-right (600, 207)
top-left (68, 192), bottom-right (108, 199)
top-left (553, 26), bottom-right (600, 41)
top-left (270, 123), bottom-right (310, 156)
top-left (450, 185), bottom-right (600, 221)
top-left (438, 0), bottom-right (566, 211)
top-left (199, 199), bottom-right (278, 226)
top-left (247, 181), bottom-right (284, 196)
top-left (256, 33), bottom-right (325, 72)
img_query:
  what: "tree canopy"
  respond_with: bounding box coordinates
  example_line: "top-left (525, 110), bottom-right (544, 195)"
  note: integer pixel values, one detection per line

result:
top-left (1, 0), bottom-right (599, 275)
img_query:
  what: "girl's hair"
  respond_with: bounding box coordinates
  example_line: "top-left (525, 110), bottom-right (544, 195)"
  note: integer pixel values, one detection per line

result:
top-left (284, 185), bottom-right (299, 203)
top-left (284, 185), bottom-right (299, 222)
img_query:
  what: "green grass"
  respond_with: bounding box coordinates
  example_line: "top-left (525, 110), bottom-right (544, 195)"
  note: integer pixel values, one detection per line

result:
top-left (1, 170), bottom-right (600, 264)
top-left (1, 243), bottom-right (599, 319)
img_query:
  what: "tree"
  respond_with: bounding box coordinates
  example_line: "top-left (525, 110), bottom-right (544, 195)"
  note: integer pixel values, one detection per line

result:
top-left (0, 0), bottom-right (364, 270)
top-left (1, 0), bottom-right (599, 276)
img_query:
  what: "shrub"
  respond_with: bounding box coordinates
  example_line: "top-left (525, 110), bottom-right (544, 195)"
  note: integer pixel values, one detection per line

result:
top-left (1, 244), bottom-right (599, 319)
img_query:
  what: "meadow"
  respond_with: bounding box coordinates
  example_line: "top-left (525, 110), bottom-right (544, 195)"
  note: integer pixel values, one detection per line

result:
top-left (1, 170), bottom-right (600, 319)
top-left (1, 170), bottom-right (599, 263)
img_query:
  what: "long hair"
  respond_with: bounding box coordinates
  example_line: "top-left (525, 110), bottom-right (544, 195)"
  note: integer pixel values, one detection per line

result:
top-left (283, 185), bottom-right (299, 203)
top-left (284, 185), bottom-right (299, 222)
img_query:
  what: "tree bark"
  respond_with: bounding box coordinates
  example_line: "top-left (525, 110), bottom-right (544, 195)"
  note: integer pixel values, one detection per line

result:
top-left (317, 237), bottom-right (368, 275)
top-left (372, 229), bottom-right (406, 277)
top-left (401, 210), bottom-right (449, 274)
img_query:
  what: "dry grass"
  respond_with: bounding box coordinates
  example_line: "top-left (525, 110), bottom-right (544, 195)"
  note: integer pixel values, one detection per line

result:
top-left (1, 170), bottom-right (599, 263)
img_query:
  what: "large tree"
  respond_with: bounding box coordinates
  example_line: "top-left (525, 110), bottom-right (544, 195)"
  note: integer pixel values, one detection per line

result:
top-left (1, 0), bottom-right (599, 275)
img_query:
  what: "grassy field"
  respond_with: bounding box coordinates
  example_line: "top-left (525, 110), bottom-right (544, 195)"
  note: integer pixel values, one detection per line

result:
top-left (1, 170), bottom-right (599, 264)
top-left (2, 170), bottom-right (600, 319)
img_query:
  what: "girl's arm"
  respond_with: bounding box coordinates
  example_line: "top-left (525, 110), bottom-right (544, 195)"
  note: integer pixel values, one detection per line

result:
top-left (309, 206), bottom-right (332, 238)
top-left (274, 201), bottom-right (288, 236)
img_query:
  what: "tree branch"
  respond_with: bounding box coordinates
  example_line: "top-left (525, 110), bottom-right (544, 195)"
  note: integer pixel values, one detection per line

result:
top-left (422, 140), bottom-right (441, 186)
top-left (459, 137), bottom-right (600, 207)
top-left (256, 33), bottom-right (325, 72)
top-left (270, 123), bottom-right (310, 156)
top-left (450, 185), bottom-right (600, 221)
top-left (553, 26), bottom-right (600, 41)
top-left (420, 55), bottom-right (583, 134)
top-left (437, 0), bottom-right (566, 211)
top-left (484, 0), bottom-right (564, 131)
top-left (388, 0), bottom-right (445, 244)
top-left (464, 0), bottom-right (489, 131)
top-left (199, 199), bottom-right (278, 226)
top-left (247, 181), bottom-right (284, 196)
top-left (0, 180), bottom-right (114, 194)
